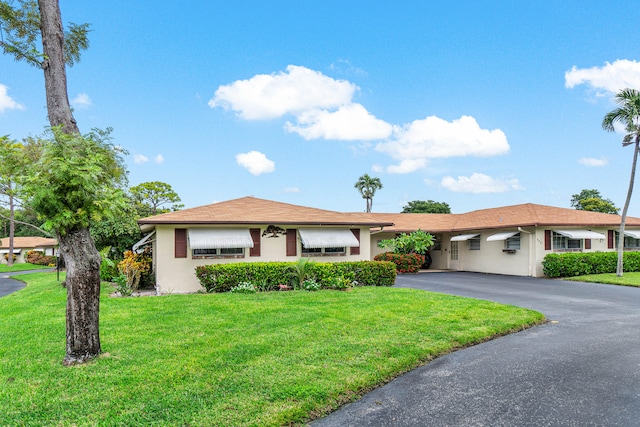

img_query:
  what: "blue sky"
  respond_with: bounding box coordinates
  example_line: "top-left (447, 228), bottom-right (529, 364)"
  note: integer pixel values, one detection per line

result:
top-left (2, 1), bottom-right (640, 215)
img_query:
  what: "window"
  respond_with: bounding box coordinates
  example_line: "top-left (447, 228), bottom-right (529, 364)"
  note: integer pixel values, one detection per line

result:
top-left (552, 232), bottom-right (581, 252)
top-left (469, 235), bottom-right (481, 250)
top-left (302, 245), bottom-right (345, 256)
top-left (615, 232), bottom-right (640, 249)
top-left (193, 248), bottom-right (217, 256)
top-left (192, 247), bottom-right (244, 257)
top-left (450, 241), bottom-right (459, 260)
top-left (432, 235), bottom-right (442, 251)
top-left (505, 234), bottom-right (521, 250)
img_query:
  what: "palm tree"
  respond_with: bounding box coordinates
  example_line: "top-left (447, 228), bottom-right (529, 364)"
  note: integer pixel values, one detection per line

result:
top-left (354, 174), bottom-right (383, 213)
top-left (602, 88), bottom-right (640, 276)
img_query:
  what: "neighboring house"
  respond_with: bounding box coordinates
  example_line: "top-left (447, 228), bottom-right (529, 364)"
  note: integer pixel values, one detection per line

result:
top-left (368, 203), bottom-right (640, 277)
top-left (0, 236), bottom-right (58, 264)
top-left (136, 197), bottom-right (640, 293)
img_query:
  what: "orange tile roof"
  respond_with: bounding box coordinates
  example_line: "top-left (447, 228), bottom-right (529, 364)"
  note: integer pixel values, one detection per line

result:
top-left (138, 198), bottom-right (640, 233)
top-left (369, 203), bottom-right (640, 233)
top-left (138, 196), bottom-right (394, 227)
top-left (0, 236), bottom-right (58, 249)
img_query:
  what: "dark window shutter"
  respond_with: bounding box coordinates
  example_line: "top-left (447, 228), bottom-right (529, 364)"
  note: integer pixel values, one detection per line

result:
top-left (585, 239), bottom-right (591, 250)
top-left (608, 230), bottom-right (614, 249)
top-left (286, 229), bottom-right (297, 256)
top-left (544, 230), bottom-right (551, 251)
top-left (250, 228), bottom-right (261, 257)
top-left (350, 228), bottom-right (361, 255)
top-left (175, 229), bottom-right (187, 258)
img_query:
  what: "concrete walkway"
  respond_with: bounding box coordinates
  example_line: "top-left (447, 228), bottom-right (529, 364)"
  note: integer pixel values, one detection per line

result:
top-left (311, 272), bottom-right (640, 426)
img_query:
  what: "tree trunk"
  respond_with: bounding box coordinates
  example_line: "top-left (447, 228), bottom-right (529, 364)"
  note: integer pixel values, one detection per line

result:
top-left (8, 189), bottom-right (15, 267)
top-left (38, 0), bottom-right (101, 364)
top-left (59, 227), bottom-right (102, 365)
top-left (38, 0), bottom-right (78, 134)
top-left (616, 138), bottom-right (640, 276)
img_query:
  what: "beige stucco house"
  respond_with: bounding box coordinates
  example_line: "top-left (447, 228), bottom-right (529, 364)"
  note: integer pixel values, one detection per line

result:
top-left (137, 197), bottom-right (392, 293)
top-left (368, 203), bottom-right (640, 277)
top-left (137, 197), bottom-right (640, 293)
top-left (0, 236), bottom-right (58, 264)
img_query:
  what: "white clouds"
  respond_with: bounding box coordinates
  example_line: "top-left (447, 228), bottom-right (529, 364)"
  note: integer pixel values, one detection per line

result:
top-left (211, 66), bottom-right (511, 176)
top-left (0, 84), bottom-right (24, 113)
top-left (578, 157), bottom-right (609, 167)
top-left (210, 65), bottom-right (356, 120)
top-left (376, 115), bottom-right (509, 173)
top-left (236, 151), bottom-right (275, 176)
top-left (565, 59), bottom-right (640, 94)
top-left (285, 103), bottom-right (393, 140)
top-left (441, 173), bottom-right (522, 193)
top-left (71, 92), bottom-right (92, 109)
top-left (133, 154), bottom-right (149, 164)
top-left (133, 153), bottom-right (164, 165)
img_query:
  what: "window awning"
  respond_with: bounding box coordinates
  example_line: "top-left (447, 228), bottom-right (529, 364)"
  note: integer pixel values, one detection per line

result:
top-left (486, 231), bottom-right (519, 241)
top-left (298, 228), bottom-right (359, 248)
top-left (188, 229), bottom-right (254, 249)
top-left (553, 230), bottom-right (606, 240)
top-left (624, 230), bottom-right (640, 239)
top-left (132, 230), bottom-right (156, 253)
top-left (450, 234), bottom-right (480, 242)
top-left (0, 249), bottom-right (21, 254)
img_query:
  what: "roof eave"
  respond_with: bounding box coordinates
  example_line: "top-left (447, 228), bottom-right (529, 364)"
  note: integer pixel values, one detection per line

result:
top-left (137, 220), bottom-right (394, 227)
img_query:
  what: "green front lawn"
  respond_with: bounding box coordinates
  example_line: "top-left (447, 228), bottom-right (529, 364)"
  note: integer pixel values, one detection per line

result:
top-left (0, 273), bottom-right (544, 426)
top-left (567, 272), bottom-right (640, 287)
top-left (0, 262), bottom-right (51, 273)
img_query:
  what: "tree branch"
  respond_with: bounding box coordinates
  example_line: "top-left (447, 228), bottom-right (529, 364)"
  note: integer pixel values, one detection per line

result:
top-left (0, 211), bottom-right (52, 237)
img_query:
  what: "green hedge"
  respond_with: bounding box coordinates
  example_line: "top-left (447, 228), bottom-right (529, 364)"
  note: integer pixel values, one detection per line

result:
top-left (373, 252), bottom-right (425, 274)
top-left (542, 251), bottom-right (640, 278)
top-left (195, 260), bottom-right (396, 293)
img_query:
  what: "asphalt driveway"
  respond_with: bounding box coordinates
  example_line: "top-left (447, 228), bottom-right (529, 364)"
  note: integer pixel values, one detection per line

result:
top-left (311, 272), bottom-right (640, 426)
top-left (0, 269), bottom-right (53, 297)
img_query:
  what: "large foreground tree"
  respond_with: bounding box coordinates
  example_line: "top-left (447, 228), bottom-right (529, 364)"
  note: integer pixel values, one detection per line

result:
top-left (354, 174), bottom-right (383, 213)
top-left (602, 88), bottom-right (640, 277)
top-left (1, 0), bottom-right (126, 365)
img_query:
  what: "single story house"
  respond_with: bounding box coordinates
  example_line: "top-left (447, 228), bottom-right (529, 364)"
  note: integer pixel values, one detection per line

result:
top-left (0, 236), bottom-right (58, 264)
top-left (137, 197), bottom-right (640, 293)
top-left (137, 197), bottom-right (393, 293)
top-left (368, 203), bottom-right (640, 277)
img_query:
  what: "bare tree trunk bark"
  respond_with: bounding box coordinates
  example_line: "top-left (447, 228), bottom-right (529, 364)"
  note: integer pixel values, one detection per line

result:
top-left (60, 227), bottom-right (102, 365)
top-left (616, 138), bottom-right (640, 276)
top-left (38, 0), bottom-right (78, 134)
top-left (38, 0), bottom-right (101, 364)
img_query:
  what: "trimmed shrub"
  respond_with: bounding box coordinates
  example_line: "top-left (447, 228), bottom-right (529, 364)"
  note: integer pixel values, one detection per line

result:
top-left (374, 252), bottom-right (425, 274)
top-left (542, 251), bottom-right (640, 278)
top-left (195, 260), bottom-right (396, 293)
top-left (25, 250), bottom-right (56, 266)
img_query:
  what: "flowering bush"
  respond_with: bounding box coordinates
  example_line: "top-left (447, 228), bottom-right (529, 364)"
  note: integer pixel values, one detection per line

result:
top-left (374, 252), bottom-right (425, 274)
top-left (117, 250), bottom-right (152, 293)
top-left (25, 250), bottom-right (56, 266)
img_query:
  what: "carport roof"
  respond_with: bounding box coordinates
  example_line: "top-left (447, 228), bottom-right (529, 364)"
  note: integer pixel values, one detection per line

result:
top-left (366, 203), bottom-right (640, 233)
